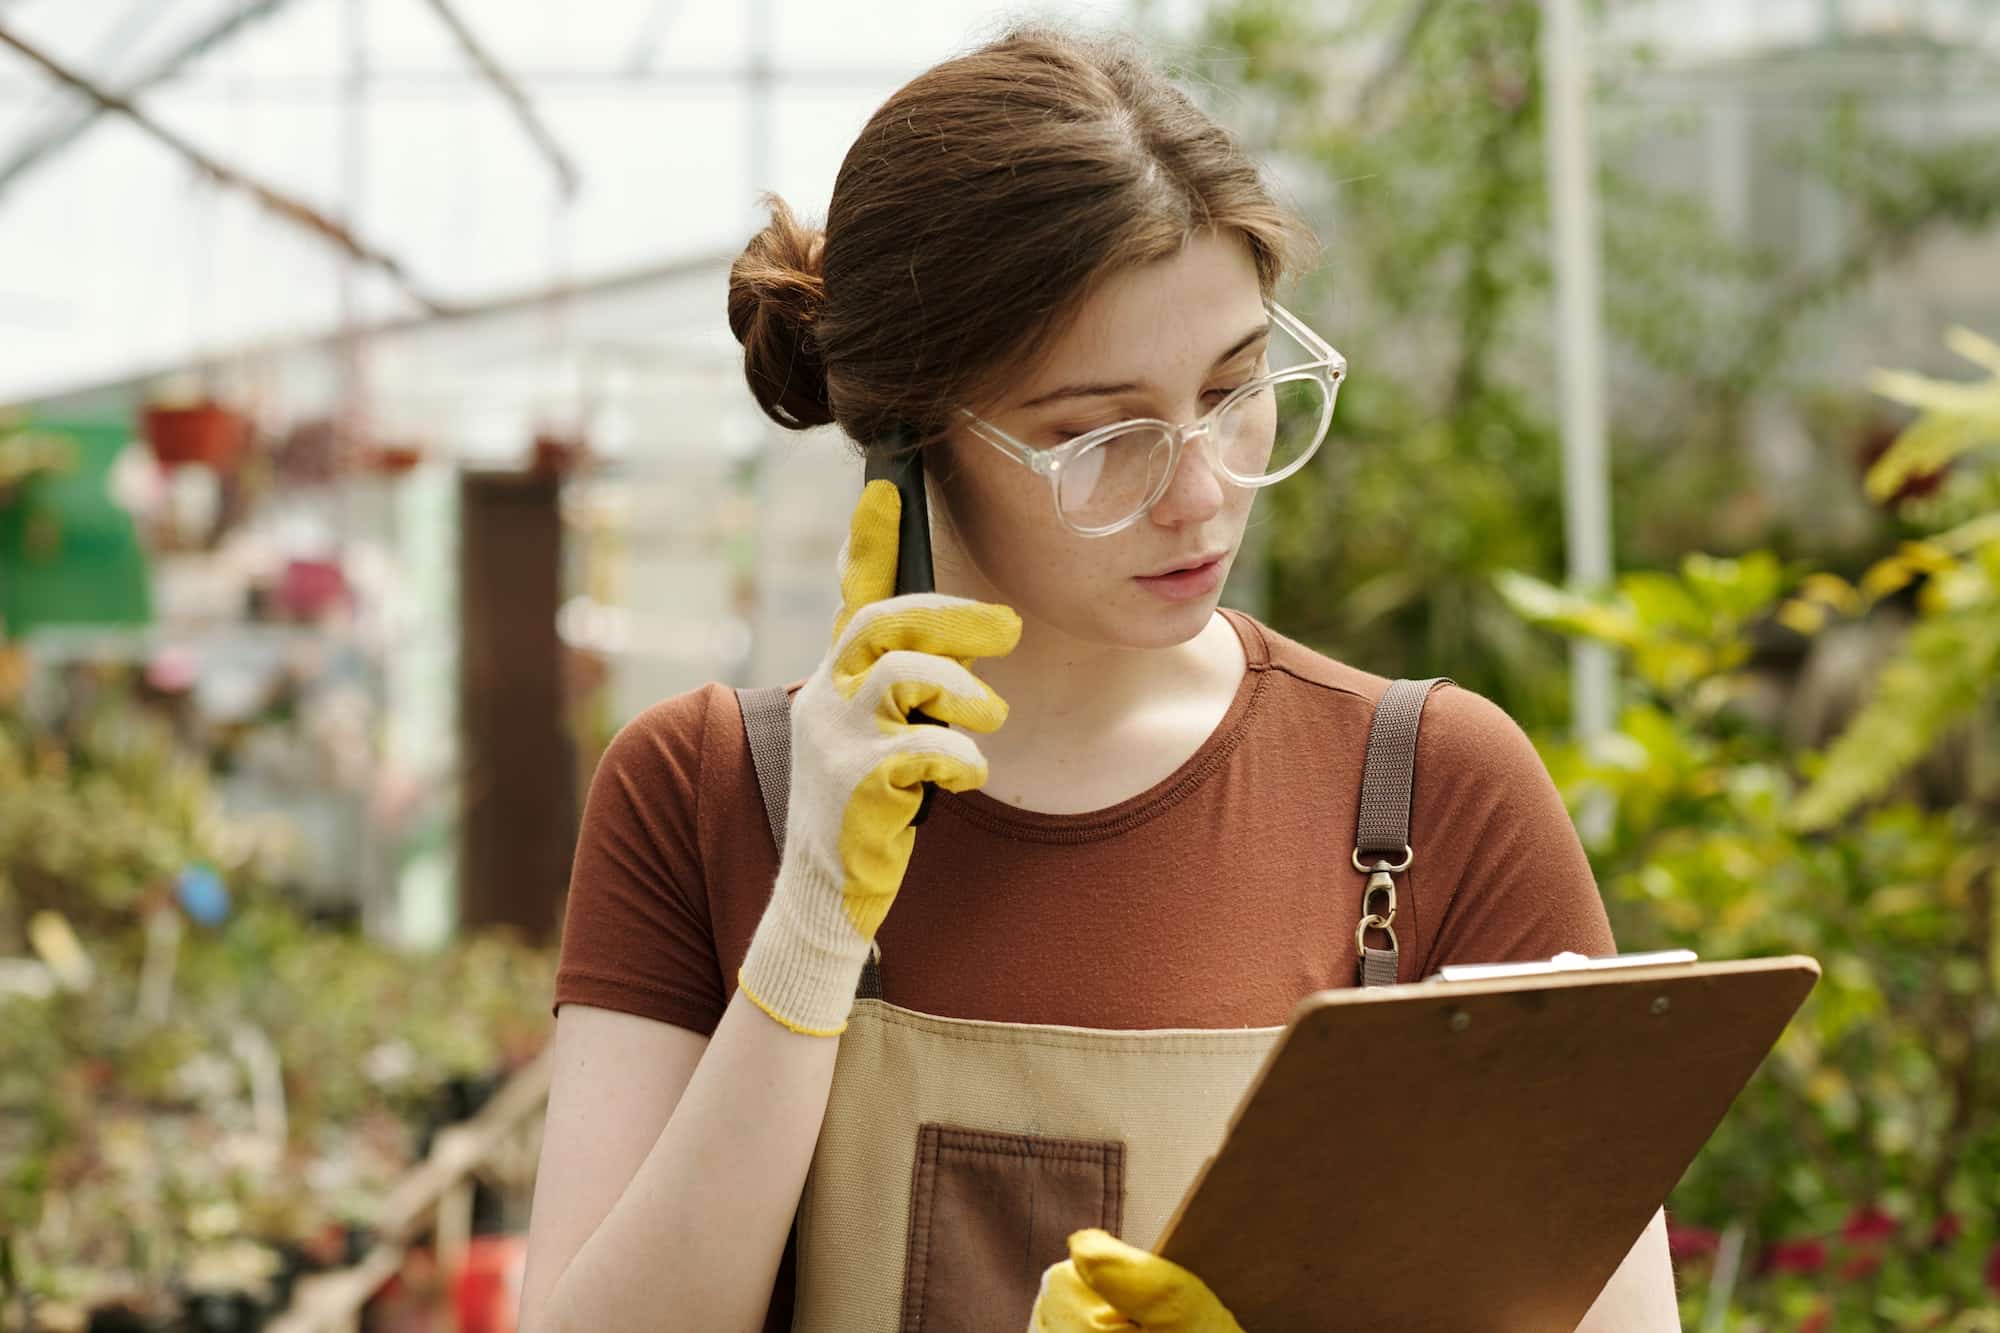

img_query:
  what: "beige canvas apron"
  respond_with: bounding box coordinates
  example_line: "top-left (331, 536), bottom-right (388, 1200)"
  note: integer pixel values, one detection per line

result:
top-left (736, 676), bottom-right (1447, 1331)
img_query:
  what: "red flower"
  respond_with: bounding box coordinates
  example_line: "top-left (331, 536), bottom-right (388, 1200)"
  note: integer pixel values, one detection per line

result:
top-left (1986, 1241), bottom-right (2000, 1296)
top-left (1841, 1204), bottom-right (1898, 1245)
top-left (1764, 1237), bottom-right (1829, 1277)
top-left (1667, 1223), bottom-right (1721, 1262)
top-left (1799, 1301), bottom-right (1833, 1333)
top-left (1931, 1213), bottom-right (1963, 1248)
top-left (1838, 1250), bottom-right (1882, 1281)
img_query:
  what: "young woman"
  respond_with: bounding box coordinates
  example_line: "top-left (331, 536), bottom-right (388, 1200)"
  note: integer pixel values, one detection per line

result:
top-left (519, 25), bottom-right (1678, 1333)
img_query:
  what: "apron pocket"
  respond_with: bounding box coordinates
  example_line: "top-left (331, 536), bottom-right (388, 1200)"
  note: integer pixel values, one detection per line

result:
top-left (899, 1123), bottom-right (1126, 1333)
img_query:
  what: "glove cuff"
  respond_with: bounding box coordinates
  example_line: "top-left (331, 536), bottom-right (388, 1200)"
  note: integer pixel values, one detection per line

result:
top-left (738, 856), bottom-right (869, 1037)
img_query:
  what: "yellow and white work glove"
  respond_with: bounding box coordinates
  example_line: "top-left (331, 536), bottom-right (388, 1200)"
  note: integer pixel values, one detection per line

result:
top-left (1029, 1230), bottom-right (1246, 1333)
top-left (737, 479), bottom-right (1021, 1037)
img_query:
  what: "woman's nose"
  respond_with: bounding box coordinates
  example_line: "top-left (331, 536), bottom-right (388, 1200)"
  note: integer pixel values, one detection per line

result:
top-left (1146, 427), bottom-right (1227, 528)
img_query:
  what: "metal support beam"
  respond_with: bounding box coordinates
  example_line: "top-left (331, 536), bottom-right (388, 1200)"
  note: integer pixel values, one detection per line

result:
top-left (623, 0), bottom-right (686, 76)
top-left (0, 65), bottom-right (928, 95)
top-left (1537, 0), bottom-right (1616, 747)
top-left (0, 0), bottom-right (301, 201)
top-left (0, 22), bottom-right (448, 316)
top-left (415, 0), bottom-right (580, 199)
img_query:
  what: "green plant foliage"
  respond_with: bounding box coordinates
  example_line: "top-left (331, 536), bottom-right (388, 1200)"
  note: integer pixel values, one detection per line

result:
top-left (0, 671), bottom-right (557, 1319)
top-left (1864, 328), bottom-right (2000, 502)
top-left (1502, 330), bottom-right (2000, 1325)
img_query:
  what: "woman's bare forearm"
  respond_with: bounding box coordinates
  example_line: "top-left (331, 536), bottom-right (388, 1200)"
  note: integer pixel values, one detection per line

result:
top-left (540, 990), bottom-right (840, 1333)
top-left (1575, 1209), bottom-right (1680, 1331)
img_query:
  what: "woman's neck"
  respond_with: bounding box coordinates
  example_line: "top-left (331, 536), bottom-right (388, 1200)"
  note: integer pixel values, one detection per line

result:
top-left (965, 610), bottom-right (1245, 813)
top-left (926, 544), bottom-right (1247, 810)
top-left (970, 609), bottom-right (1236, 732)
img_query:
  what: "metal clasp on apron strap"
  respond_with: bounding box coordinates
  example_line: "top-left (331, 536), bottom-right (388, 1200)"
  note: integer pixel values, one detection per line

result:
top-left (1350, 675), bottom-right (1451, 987)
top-left (1353, 844), bottom-right (1412, 987)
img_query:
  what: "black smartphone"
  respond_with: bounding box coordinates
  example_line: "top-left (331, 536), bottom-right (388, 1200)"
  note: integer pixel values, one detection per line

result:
top-left (863, 441), bottom-right (940, 824)
top-left (863, 443), bottom-right (934, 597)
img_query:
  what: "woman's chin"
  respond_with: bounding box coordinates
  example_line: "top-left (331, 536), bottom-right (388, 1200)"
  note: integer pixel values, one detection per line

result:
top-left (1102, 594), bottom-right (1223, 650)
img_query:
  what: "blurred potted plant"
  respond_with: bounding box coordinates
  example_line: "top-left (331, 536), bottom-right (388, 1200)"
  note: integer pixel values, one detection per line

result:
top-left (141, 399), bottom-right (250, 473)
top-left (530, 430), bottom-right (586, 477)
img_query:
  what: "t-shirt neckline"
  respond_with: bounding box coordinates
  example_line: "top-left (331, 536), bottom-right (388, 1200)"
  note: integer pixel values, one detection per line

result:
top-left (940, 607), bottom-right (1271, 844)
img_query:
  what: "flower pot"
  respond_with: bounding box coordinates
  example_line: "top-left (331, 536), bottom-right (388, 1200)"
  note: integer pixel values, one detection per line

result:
top-left (363, 443), bottom-right (424, 476)
top-left (142, 402), bottom-right (249, 471)
top-left (531, 431), bottom-right (585, 476)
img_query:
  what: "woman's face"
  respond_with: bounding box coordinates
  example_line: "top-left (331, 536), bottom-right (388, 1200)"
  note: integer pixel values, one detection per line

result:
top-left (934, 229), bottom-right (1270, 651)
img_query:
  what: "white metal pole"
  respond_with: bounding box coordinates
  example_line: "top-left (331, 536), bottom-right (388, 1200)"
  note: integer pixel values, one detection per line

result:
top-left (1538, 0), bottom-right (1616, 747)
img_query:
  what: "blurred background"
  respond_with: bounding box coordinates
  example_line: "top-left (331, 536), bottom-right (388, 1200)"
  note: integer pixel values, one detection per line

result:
top-left (1, 1), bottom-right (1997, 1330)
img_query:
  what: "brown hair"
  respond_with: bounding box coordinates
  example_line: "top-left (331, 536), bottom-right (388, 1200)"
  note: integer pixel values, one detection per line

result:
top-left (727, 24), bottom-right (1318, 454)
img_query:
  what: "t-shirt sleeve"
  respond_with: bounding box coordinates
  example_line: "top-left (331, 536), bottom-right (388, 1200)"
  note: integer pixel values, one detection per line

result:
top-left (552, 687), bottom-right (729, 1036)
top-left (1411, 684), bottom-right (1617, 973)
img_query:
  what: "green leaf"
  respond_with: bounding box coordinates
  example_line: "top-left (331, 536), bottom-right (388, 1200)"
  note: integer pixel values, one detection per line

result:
top-left (1865, 351), bottom-right (2000, 501)
top-left (1791, 606), bottom-right (2000, 830)
top-left (1492, 569), bottom-right (1638, 647)
top-left (1621, 570), bottom-right (1710, 635)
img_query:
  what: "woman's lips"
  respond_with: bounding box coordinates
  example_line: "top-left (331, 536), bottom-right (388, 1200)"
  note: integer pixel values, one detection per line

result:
top-left (1133, 555), bottom-right (1225, 603)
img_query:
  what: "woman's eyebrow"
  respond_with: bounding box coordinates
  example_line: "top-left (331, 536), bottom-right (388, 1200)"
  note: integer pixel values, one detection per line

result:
top-left (1014, 321), bottom-right (1272, 411)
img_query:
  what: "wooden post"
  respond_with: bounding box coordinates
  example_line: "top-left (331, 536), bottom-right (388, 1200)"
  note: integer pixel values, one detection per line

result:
top-left (458, 470), bottom-right (575, 940)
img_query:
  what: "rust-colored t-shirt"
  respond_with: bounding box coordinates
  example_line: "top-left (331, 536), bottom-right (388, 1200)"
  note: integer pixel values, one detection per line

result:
top-left (553, 607), bottom-right (1615, 1032)
top-left (552, 608), bottom-right (1615, 1329)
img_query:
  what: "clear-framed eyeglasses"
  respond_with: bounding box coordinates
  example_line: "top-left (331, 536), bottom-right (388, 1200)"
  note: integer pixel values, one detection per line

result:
top-left (956, 300), bottom-right (1346, 538)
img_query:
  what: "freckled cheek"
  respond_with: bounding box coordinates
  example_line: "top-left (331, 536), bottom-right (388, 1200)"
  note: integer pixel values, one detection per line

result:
top-left (938, 454), bottom-right (1050, 565)
top-left (988, 500), bottom-right (1093, 590)
top-left (949, 468), bottom-right (1115, 597)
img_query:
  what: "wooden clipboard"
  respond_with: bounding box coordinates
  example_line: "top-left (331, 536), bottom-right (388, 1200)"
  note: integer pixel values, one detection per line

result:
top-left (1153, 954), bottom-right (1819, 1332)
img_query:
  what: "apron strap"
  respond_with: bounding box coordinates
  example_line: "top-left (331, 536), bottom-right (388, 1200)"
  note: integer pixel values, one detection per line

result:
top-left (1353, 677), bottom-right (1453, 987)
top-left (739, 685), bottom-right (793, 852)
top-left (737, 686), bottom-right (884, 1000)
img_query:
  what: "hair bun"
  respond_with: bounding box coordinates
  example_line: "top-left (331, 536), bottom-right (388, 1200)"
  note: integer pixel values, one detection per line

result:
top-left (728, 196), bottom-right (836, 430)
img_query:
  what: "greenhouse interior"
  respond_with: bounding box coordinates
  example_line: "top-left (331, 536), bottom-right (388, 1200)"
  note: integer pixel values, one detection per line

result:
top-left (2, 1), bottom-right (1999, 1330)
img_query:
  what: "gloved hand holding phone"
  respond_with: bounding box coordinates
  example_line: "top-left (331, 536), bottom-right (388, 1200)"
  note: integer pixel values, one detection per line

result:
top-left (736, 478), bottom-right (1021, 1036)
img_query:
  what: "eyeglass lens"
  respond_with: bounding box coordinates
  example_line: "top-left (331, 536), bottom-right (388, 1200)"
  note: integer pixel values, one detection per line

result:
top-left (1055, 374), bottom-right (1330, 529)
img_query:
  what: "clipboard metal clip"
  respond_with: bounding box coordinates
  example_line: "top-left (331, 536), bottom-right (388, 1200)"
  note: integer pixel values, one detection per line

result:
top-left (1426, 948), bottom-right (1702, 984)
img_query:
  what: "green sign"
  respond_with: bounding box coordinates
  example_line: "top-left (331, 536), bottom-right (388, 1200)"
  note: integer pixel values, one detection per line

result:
top-left (0, 415), bottom-right (150, 636)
